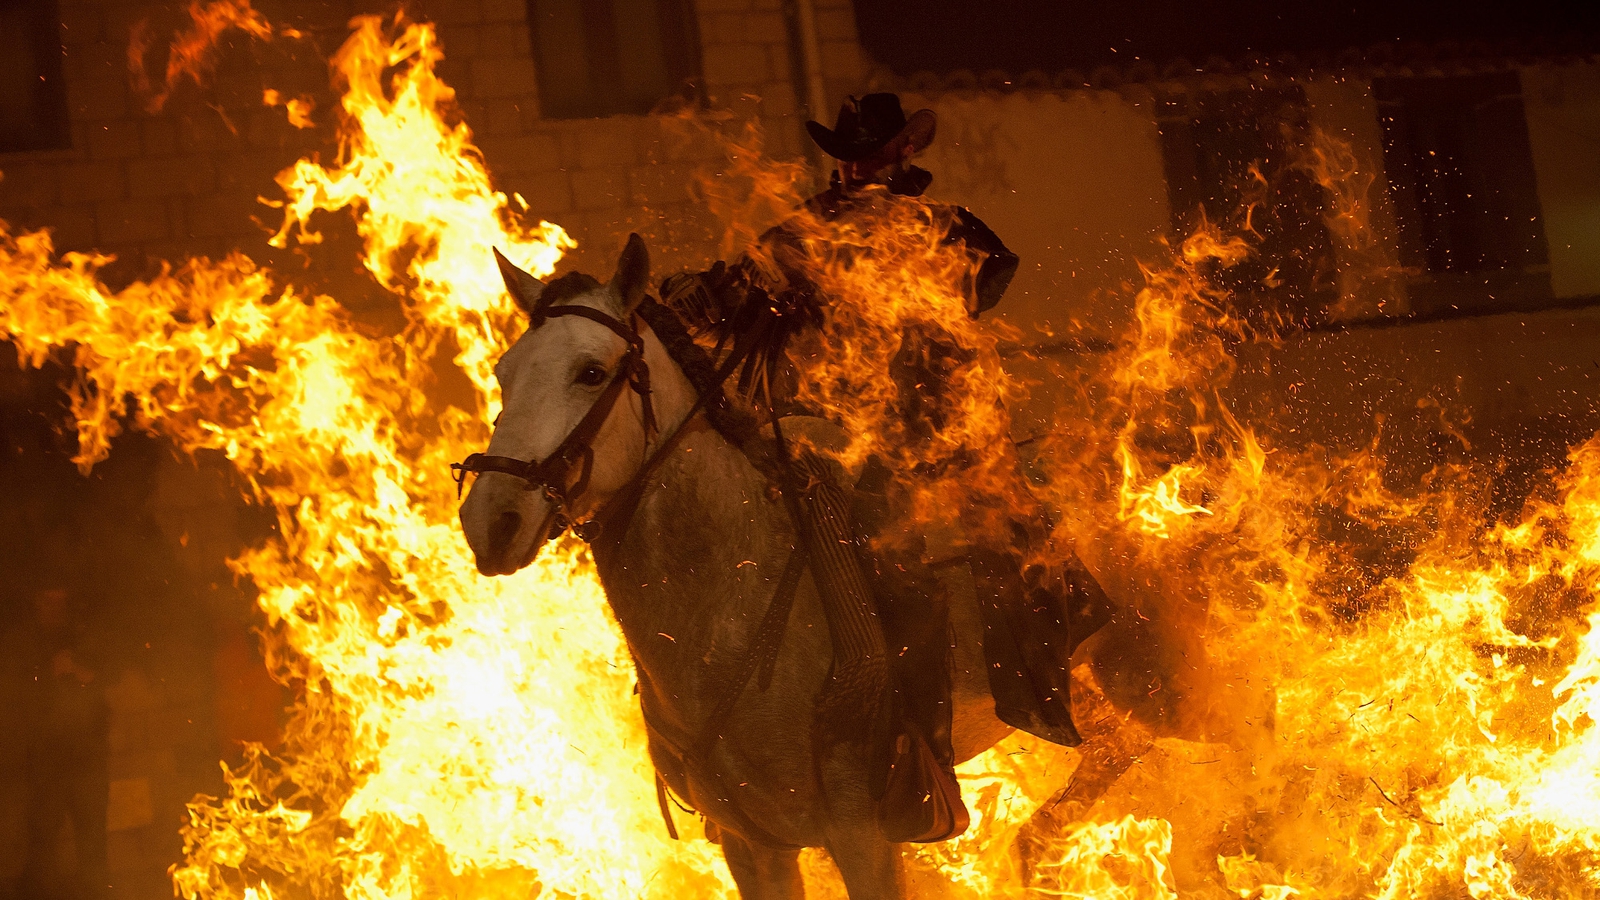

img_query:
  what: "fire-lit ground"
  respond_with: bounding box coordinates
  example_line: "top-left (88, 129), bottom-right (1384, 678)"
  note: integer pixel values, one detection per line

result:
top-left (3, 8), bottom-right (1600, 900)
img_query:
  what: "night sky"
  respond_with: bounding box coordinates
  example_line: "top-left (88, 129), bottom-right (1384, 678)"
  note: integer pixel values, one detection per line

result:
top-left (853, 0), bottom-right (1600, 75)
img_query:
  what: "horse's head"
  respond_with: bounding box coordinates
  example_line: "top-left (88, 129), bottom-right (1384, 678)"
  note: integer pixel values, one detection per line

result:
top-left (459, 233), bottom-right (686, 575)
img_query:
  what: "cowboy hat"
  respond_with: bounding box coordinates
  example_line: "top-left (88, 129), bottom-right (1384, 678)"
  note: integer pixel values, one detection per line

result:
top-left (805, 93), bottom-right (937, 162)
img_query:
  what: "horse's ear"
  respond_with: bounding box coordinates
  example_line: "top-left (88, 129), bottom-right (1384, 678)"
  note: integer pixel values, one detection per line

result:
top-left (494, 247), bottom-right (547, 317)
top-left (611, 233), bottom-right (650, 315)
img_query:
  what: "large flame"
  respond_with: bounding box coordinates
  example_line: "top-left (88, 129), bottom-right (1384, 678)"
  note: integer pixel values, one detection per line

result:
top-left (7, 14), bottom-right (720, 899)
top-left (2, 8), bottom-right (1600, 899)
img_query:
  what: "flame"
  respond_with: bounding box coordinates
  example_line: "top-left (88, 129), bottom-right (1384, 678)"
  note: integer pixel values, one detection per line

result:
top-left (1029, 816), bottom-right (1177, 899)
top-left (1290, 126), bottom-right (1410, 320)
top-left (129, 0), bottom-right (275, 114)
top-left (782, 189), bottom-right (1024, 479)
top-left (8, 13), bottom-right (723, 899)
top-left (1019, 107), bottom-right (1600, 897)
top-left (264, 90), bottom-right (316, 129)
top-left (674, 111), bottom-right (1034, 548)
top-left (1116, 448), bottom-right (1212, 540)
top-left (3, 6), bottom-right (1600, 899)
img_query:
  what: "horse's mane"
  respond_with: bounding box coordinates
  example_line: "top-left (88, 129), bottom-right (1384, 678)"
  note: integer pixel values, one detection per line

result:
top-left (635, 296), bottom-right (762, 448)
top-left (541, 271), bottom-right (605, 306)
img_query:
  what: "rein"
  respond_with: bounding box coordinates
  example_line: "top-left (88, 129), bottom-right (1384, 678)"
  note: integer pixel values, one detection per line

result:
top-left (450, 304), bottom-right (657, 526)
top-left (578, 303), bottom-right (756, 558)
top-left (452, 294), bottom-right (763, 557)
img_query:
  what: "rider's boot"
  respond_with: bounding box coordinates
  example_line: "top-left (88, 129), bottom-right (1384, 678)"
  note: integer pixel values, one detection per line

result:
top-left (965, 476), bottom-right (1114, 748)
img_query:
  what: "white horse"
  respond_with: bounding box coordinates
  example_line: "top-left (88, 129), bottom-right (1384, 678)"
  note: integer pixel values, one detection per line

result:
top-left (458, 234), bottom-right (1015, 898)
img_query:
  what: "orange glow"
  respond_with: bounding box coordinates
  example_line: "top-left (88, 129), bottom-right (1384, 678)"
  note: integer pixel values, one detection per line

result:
top-left (2, 8), bottom-right (1600, 899)
top-left (672, 110), bottom-right (1035, 548)
top-left (263, 90), bottom-right (316, 129)
top-left (129, 0), bottom-right (275, 114)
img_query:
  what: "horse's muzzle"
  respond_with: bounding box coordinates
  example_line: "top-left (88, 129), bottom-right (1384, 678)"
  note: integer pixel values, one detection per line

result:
top-left (474, 503), bottom-right (560, 576)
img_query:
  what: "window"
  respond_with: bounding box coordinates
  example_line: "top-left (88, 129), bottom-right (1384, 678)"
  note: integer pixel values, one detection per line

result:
top-left (1374, 73), bottom-right (1552, 314)
top-left (0, 0), bottom-right (69, 152)
top-left (1157, 86), bottom-right (1339, 332)
top-left (527, 0), bottom-right (701, 119)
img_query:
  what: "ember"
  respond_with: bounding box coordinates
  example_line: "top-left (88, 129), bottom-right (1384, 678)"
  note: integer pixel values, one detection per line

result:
top-left (2, 4), bottom-right (1599, 899)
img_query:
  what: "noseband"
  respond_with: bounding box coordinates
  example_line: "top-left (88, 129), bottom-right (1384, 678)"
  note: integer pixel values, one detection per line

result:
top-left (450, 305), bottom-right (657, 522)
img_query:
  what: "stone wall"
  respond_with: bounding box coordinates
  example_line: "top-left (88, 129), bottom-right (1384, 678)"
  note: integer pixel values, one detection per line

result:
top-left (0, 405), bottom-right (257, 900)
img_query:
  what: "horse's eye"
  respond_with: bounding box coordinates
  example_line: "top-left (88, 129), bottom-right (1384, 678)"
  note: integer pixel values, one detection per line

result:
top-left (576, 364), bottom-right (608, 387)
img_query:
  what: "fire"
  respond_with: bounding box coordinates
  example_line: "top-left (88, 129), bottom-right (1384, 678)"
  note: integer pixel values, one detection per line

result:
top-left (1290, 126), bottom-right (1409, 321)
top-left (1116, 449), bottom-right (1212, 541)
top-left (3, 6), bottom-right (1600, 899)
top-left (263, 90), bottom-right (316, 129)
top-left (671, 109), bottom-right (1033, 550)
top-left (778, 188), bottom-right (1025, 480)
top-left (1029, 816), bottom-right (1178, 899)
top-left (1026, 132), bottom-right (1600, 894)
top-left (8, 13), bottom-right (725, 899)
top-left (129, 0), bottom-right (275, 114)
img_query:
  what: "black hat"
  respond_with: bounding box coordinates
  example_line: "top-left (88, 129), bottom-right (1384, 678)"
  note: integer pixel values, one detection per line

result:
top-left (805, 93), bottom-right (937, 162)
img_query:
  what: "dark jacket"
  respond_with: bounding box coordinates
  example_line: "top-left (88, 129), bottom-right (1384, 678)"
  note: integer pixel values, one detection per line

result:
top-left (785, 166), bottom-right (1019, 317)
top-left (661, 166), bottom-right (1019, 414)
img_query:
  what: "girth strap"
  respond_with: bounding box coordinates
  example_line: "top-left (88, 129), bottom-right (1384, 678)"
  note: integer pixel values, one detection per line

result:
top-left (702, 545), bottom-right (809, 737)
top-left (655, 772), bottom-right (680, 842)
top-left (649, 541), bottom-right (808, 847)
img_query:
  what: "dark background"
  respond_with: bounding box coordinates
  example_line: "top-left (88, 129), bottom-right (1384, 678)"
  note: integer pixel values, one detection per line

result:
top-left (855, 0), bottom-right (1600, 74)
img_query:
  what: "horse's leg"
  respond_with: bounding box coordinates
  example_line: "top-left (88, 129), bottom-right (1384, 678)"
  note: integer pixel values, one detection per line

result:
top-left (1016, 665), bottom-right (1154, 886)
top-left (808, 737), bottom-right (904, 900)
top-left (823, 830), bottom-right (901, 900)
top-left (720, 831), bottom-right (804, 900)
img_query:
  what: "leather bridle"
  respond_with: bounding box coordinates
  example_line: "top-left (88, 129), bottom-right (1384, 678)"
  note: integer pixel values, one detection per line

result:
top-left (450, 304), bottom-right (657, 526)
top-left (453, 294), bottom-right (820, 848)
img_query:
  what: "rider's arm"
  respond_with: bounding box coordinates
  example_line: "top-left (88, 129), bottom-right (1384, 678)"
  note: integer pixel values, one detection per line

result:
top-left (948, 207), bottom-right (1019, 318)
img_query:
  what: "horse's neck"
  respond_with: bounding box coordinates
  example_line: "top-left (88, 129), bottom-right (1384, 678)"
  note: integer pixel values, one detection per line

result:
top-left (595, 419), bottom-right (792, 718)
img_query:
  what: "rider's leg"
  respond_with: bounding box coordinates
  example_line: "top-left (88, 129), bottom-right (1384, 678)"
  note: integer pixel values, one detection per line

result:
top-left (962, 445), bottom-right (1114, 747)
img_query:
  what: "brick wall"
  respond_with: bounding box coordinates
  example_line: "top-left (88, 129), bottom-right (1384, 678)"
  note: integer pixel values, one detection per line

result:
top-left (0, 0), bottom-right (869, 293)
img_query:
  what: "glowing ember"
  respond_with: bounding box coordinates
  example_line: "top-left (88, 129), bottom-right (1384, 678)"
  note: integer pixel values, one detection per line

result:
top-left (1, 7), bottom-right (1599, 900)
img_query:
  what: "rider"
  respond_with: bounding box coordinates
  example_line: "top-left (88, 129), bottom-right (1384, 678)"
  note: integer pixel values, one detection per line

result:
top-left (799, 93), bottom-right (1019, 317)
top-left (669, 93), bottom-right (1111, 824)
